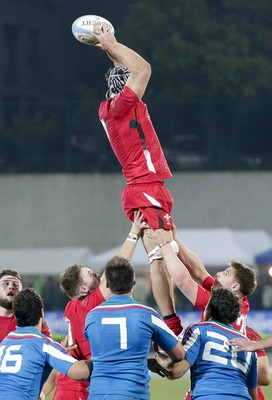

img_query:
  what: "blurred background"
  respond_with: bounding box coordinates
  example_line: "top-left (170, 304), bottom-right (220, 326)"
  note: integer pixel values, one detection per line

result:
top-left (0, 1), bottom-right (272, 337)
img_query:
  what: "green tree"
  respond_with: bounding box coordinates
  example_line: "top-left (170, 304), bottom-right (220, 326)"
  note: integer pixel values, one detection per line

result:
top-left (117, 0), bottom-right (272, 168)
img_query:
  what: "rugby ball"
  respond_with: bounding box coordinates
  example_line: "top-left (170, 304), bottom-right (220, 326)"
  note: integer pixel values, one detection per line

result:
top-left (71, 15), bottom-right (115, 46)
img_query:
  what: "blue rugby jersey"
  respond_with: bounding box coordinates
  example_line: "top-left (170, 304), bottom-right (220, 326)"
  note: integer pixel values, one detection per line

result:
top-left (183, 321), bottom-right (257, 400)
top-left (0, 326), bottom-right (77, 399)
top-left (84, 295), bottom-right (179, 400)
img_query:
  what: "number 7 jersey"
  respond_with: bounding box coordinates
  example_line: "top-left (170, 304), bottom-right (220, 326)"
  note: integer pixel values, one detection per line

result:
top-left (84, 295), bottom-right (179, 399)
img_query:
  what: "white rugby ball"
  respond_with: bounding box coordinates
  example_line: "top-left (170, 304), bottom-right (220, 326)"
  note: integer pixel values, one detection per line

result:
top-left (71, 15), bottom-right (115, 46)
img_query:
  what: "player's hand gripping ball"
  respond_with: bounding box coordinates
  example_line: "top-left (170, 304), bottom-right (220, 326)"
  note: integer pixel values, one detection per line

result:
top-left (72, 15), bottom-right (115, 46)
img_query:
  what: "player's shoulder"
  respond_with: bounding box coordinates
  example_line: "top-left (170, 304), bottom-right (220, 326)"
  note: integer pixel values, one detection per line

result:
top-left (246, 326), bottom-right (262, 341)
top-left (111, 86), bottom-right (139, 110)
top-left (6, 329), bottom-right (51, 345)
top-left (0, 314), bottom-right (16, 321)
top-left (127, 301), bottom-right (161, 318)
top-left (199, 321), bottom-right (249, 341)
top-left (184, 320), bottom-right (236, 338)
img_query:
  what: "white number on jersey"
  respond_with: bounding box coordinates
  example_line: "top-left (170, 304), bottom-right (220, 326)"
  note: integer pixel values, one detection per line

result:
top-left (0, 345), bottom-right (23, 373)
top-left (203, 331), bottom-right (252, 373)
top-left (63, 316), bottom-right (74, 347)
top-left (102, 317), bottom-right (127, 349)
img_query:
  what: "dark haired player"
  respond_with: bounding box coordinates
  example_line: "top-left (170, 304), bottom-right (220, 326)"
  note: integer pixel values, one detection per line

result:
top-left (155, 288), bottom-right (258, 400)
top-left (0, 288), bottom-right (92, 400)
top-left (84, 255), bottom-right (185, 400)
top-left (50, 212), bottom-right (147, 400)
top-left (146, 228), bottom-right (270, 399)
top-left (0, 269), bottom-right (51, 341)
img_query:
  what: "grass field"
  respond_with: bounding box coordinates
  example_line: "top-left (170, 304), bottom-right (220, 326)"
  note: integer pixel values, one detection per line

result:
top-left (45, 376), bottom-right (190, 399)
top-left (45, 375), bottom-right (271, 399)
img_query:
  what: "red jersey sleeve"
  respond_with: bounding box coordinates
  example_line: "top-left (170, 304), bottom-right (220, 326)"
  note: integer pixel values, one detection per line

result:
top-left (246, 326), bottom-right (267, 357)
top-left (41, 320), bottom-right (51, 337)
top-left (202, 276), bottom-right (215, 290)
top-left (195, 285), bottom-right (211, 312)
top-left (0, 316), bottom-right (17, 342)
top-left (110, 86), bottom-right (139, 116)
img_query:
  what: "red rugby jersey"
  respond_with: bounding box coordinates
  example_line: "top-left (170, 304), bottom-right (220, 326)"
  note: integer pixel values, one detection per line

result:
top-left (195, 276), bottom-right (250, 334)
top-left (54, 287), bottom-right (105, 392)
top-left (99, 85), bottom-right (172, 185)
top-left (0, 315), bottom-right (51, 342)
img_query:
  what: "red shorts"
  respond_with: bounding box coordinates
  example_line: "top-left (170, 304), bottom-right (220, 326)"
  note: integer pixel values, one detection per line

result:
top-left (53, 389), bottom-right (88, 400)
top-left (121, 182), bottom-right (174, 229)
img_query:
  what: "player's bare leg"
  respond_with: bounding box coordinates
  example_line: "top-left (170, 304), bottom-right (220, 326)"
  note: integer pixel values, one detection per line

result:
top-left (142, 230), bottom-right (182, 335)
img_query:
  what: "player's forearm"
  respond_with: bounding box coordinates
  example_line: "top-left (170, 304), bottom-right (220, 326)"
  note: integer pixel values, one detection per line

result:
top-left (117, 237), bottom-right (138, 261)
top-left (118, 211), bottom-right (145, 261)
top-left (248, 387), bottom-right (257, 400)
top-left (160, 243), bottom-right (198, 305)
top-left (230, 336), bottom-right (272, 352)
top-left (106, 42), bottom-right (151, 76)
top-left (257, 355), bottom-right (271, 386)
top-left (256, 335), bottom-right (272, 350)
top-left (39, 369), bottom-right (58, 399)
top-left (168, 359), bottom-right (190, 380)
top-left (166, 342), bottom-right (185, 361)
top-left (174, 236), bottom-right (208, 284)
top-left (161, 243), bottom-right (192, 287)
top-left (67, 360), bottom-right (92, 380)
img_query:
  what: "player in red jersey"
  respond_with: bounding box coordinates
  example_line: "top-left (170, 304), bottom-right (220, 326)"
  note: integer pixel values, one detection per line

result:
top-left (147, 228), bottom-right (257, 331)
top-left (244, 326), bottom-right (271, 400)
top-left (147, 228), bottom-right (270, 399)
top-left (43, 211), bottom-right (148, 400)
top-left (93, 27), bottom-right (182, 336)
top-left (0, 269), bottom-right (51, 342)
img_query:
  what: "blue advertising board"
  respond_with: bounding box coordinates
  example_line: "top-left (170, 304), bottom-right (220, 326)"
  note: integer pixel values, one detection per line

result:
top-left (45, 310), bottom-right (272, 335)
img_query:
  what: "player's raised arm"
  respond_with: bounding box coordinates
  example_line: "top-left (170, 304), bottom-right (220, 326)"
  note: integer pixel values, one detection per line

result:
top-left (172, 225), bottom-right (211, 285)
top-left (94, 27), bottom-right (151, 100)
top-left (98, 211), bottom-right (146, 298)
top-left (117, 210), bottom-right (148, 260)
top-left (146, 229), bottom-right (199, 305)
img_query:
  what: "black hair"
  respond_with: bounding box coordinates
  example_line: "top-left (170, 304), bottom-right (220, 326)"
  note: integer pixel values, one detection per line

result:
top-left (13, 288), bottom-right (43, 327)
top-left (105, 256), bottom-right (135, 294)
top-left (206, 288), bottom-right (241, 325)
top-left (0, 269), bottom-right (22, 282)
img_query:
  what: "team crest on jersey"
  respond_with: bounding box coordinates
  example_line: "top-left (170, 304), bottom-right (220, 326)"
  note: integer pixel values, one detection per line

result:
top-left (163, 213), bottom-right (172, 225)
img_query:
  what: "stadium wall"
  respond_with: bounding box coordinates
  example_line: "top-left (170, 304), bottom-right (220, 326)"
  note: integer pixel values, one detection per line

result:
top-left (0, 172), bottom-right (271, 253)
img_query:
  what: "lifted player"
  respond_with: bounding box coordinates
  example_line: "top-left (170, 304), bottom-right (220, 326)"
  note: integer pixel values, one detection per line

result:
top-left (93, 26), bottom-right (182, 335)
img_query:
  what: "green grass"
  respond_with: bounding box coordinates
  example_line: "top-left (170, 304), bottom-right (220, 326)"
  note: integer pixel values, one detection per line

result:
top-left (45, 377), bottom-right (190, 399)
top-left (45, 376), bottom-right (272, 399)
top-left (150, 376), bottom-right (190, 399)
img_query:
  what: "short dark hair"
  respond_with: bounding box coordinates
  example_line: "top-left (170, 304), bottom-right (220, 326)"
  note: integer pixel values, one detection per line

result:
top-left (0, 269), bottom-right (22, 282)
top-left (105, 256), bottom-right (135, 294)
top-left (230, 260), bottom-right (257, 296)
top-left (13, 288), bottom-right (43, 327)
top-left (207, 288), bottom-right (241, 325)
top-left (60, 264), bottom-right (84, 299)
